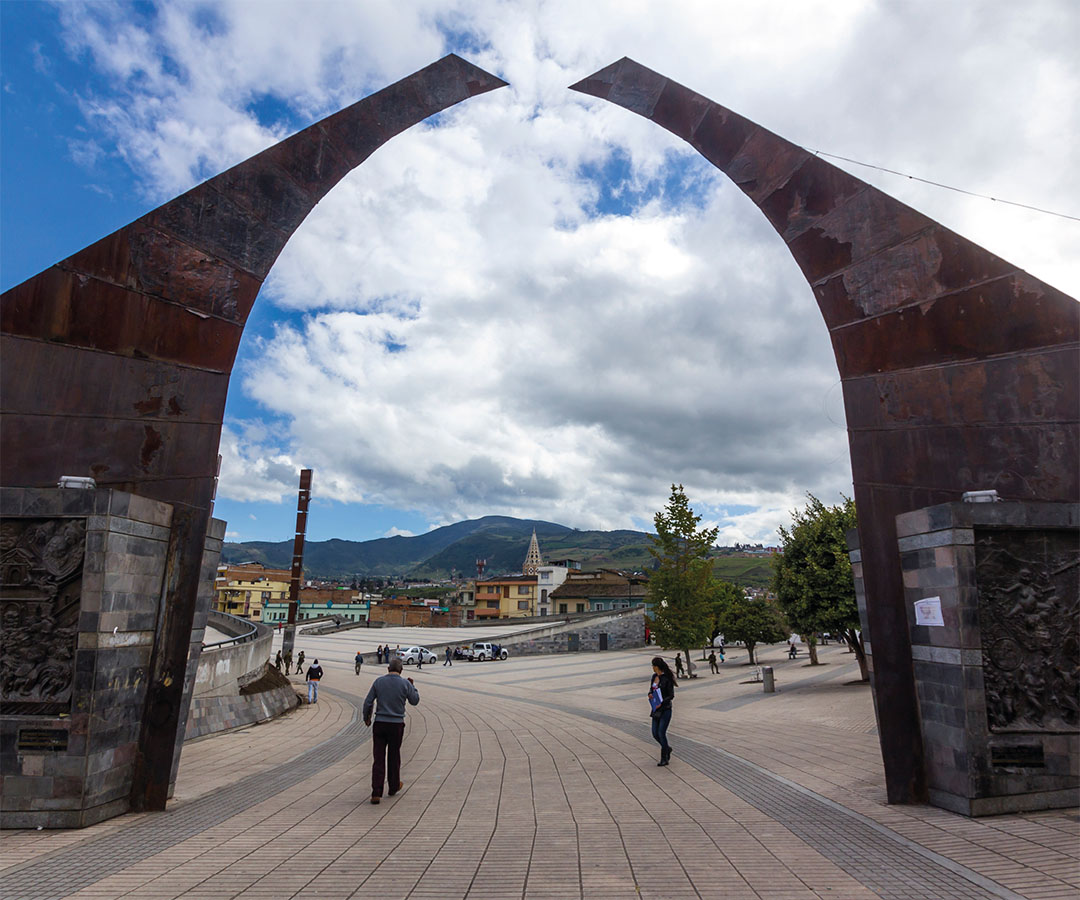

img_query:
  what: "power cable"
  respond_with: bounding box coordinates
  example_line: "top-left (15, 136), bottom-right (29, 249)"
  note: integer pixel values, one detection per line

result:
top-left (810, 149), bottom-right (1080, 223)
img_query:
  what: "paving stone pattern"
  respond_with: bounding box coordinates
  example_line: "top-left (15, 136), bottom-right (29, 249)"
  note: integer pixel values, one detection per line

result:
top-left (432, 681), bottom-right (1026, 900)
top-left (1, 642), bottom-right (1076, 900)
top-left (0, 703), bottom-right (366, 899)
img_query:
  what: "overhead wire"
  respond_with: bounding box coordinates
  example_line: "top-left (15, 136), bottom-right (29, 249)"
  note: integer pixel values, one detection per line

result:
top-left (809, 149), bottom-right (1080, 223)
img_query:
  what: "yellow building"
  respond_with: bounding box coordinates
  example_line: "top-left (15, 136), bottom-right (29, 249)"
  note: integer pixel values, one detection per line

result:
top-left (472, 530), bottom-right (544, 618)
top-left (474, 574), bottom-right (538, 618)
top-left (214, 563), bottom-right (291, 619)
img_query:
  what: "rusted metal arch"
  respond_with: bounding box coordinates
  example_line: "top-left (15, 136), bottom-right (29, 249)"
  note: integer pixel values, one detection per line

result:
top-left (0, 54), bottom-right (507, 808)
top-left (3, 52), bottom-right (1077, 808)
top-left (572, 58), bottom-right (1079, 803)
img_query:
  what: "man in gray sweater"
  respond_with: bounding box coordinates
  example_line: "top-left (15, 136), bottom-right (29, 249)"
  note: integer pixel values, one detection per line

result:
top-left (363, 657), bottom-right (420, 804)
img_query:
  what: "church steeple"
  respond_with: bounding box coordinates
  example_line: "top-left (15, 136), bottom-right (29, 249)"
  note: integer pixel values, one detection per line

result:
top-left (522, 529), bottom-right (543, 576)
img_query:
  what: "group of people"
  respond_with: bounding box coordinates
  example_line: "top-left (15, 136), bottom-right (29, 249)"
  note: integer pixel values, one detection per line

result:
top-left (374, 644), bottom-right (400, 665)
top-left (274, 647), bottom-right (309, 676)
top-left (274, 648), bottom-right (323, 702)
top-left (671, 642), bottom-right (727, 679)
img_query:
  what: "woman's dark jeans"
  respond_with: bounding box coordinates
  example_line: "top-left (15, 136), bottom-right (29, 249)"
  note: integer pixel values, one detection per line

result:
top-left (651, 707), bottom-right (671, 753)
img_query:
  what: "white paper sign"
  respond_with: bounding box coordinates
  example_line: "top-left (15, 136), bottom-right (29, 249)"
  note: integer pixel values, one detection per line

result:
top-left (914, 596), bottom-right (944, 627)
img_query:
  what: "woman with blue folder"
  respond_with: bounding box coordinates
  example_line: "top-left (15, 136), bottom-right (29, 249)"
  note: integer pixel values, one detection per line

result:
top-left (648, 656), bottom-right (677, 766)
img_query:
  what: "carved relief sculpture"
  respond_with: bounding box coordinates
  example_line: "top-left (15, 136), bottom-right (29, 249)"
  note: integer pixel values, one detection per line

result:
top-left (0, 518), bottom-right (86, 715)
top-left (976, 529), bottom-right (1080, 733)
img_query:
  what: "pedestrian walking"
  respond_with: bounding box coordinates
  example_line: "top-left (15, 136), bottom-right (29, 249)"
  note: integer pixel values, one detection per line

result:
top-left (295, 650), bottom-right (305, 672)
top-left (355, 651), bottom-right (363, 675)
top-left (416, 649), bottom-right (423, 671)
top-left (649, 656), bottom-right (677, 766)
top-left (376, 644), bottom-right (383, 665)
top-left (708, 650), bottom-right (719, 674)
top-left (283, 649), bottom-right (292, 675)
top-left (306, 658), bottom-right (323, 703)
top-left (363, 657), bottom-right (420, 804)
top-left (674, 653), bottom-right (684, 678)
top-left (444, 646), bottom-right (452, 667)
top-left (274, 650), bottom-right (282, 671)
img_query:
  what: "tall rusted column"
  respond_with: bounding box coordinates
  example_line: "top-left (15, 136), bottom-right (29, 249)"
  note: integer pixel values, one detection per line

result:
top-left (130, 505), bottom-right (206, 810)
top-left (281, 469), bottom-right (312, 658)
top-left (572, 58), bottom-right (1079, 803)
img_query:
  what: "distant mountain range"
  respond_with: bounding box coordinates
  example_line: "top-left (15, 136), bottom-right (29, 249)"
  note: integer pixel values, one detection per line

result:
top-left (221, 515), bottom-right (778, 588)
top-left (221, 516), bottom-right (656, 579)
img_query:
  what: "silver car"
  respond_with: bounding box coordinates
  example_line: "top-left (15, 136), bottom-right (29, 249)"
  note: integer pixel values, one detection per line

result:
top-left (398, 646), bottom-right (437, 666)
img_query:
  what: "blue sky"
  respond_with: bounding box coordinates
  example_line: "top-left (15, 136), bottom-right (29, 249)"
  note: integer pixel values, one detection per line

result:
top-left (3, 1), bottom-right (1077, 545)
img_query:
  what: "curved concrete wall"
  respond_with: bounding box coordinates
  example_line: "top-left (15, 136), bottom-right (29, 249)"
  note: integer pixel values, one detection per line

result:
top-left (194, 615), bottom-right (273, 699)
top-left (183, 614), bottom-right (298, 741)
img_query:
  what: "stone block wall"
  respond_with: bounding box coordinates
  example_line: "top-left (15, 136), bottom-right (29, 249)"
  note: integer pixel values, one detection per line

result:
top-left (506, 608), bottom-right (645, 656)
top-left (179, 610), bottom-right (299, 742)
top-left (1, 488), bottom-right (173, 828)
top-left (895, 500), bottom-right (1079, 816)
top-left (410, 608), bottom-right (647, 661)
top-left (436, 607), bottom-right (645, 658)
top-left (184, 678), bottom-right (299, 741)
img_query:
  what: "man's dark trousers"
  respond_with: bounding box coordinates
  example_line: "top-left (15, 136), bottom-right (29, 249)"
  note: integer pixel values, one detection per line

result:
top-left (371, 721), bottom-right (406, 798)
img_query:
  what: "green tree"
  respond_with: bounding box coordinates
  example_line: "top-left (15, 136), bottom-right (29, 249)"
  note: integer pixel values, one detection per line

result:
top-left (715, 593), bottom-right (788, 664)
top-left (771, 494), bottom-right (867, 680)
top-left (647, 485), bottom-right (717, 677)
top-left (708, 579), bottom-right (745, 642)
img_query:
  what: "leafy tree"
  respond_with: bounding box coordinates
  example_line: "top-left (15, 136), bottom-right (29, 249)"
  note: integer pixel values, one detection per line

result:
top-left (772, 494), bottom-right (867, 680)
top-left (708, 579), bottom-right (745, 642)
top-left (647, 485), bottom-right (717, 676)
top-left (715, 593), bottom-right (788, 664)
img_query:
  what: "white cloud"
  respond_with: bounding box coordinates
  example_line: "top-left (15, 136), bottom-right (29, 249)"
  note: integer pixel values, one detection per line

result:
top-left (48, 0), bottom-right (1080, 543)
top-left (384, 527), bottom-right (416, 538)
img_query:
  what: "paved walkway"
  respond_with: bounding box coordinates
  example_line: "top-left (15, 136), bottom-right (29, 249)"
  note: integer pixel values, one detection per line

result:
top-left (2, 642), bottom-right (1077, 899)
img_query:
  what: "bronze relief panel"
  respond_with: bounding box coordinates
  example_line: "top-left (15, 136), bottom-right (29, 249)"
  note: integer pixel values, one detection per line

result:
top-left (976, 528), bottom-right (1080, 733)
top-left (0, 518), bottom-right (86, 715)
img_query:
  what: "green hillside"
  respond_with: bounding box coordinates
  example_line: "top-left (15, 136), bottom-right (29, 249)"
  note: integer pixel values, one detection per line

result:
top-left (711, 555), bottom-right (776, 589)
top-left (409, 529), bottom-right (654, 579)
top-left (222, 516), bottom-right (574, 578)
top-left (222, 515), bottom-right (780, 585)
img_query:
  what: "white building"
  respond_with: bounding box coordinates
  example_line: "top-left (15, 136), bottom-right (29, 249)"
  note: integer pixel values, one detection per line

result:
top-left (535, 558), bottom-right (578, 615)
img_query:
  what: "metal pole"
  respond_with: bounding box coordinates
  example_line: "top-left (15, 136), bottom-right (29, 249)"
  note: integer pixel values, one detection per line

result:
top-left (281, 469), bottom-right (312, 658)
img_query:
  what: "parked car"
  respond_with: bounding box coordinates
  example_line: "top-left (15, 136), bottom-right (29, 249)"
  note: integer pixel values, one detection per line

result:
top-left (468, 642), bottom-right (508, 661)
top-left (398, 646), bottom-right (437, 666)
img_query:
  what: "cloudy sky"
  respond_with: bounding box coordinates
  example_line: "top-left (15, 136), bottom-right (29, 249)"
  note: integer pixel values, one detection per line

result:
top-left (3, 1), bottom-right (1078, 546)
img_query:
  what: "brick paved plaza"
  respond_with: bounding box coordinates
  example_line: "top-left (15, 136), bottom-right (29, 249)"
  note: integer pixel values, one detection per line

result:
top-left (2, 640), bottom-right (1077, 900)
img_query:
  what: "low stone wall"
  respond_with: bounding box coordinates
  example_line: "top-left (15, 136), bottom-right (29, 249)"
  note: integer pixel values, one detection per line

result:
top-left (499, 608), bottom-right (645, 656)
top-left (182, 616), bottom-right (298, 741)
top-left (415, 607), bottom-right (647, 658)
top-left (193, 616), bottom-right (271, 699)
top-left (184, 675), bottom-right (298, 741)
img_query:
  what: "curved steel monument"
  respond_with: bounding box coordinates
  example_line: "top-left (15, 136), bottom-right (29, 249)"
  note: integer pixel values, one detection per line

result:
top-left (572, 59), bottom-right (1078, 805)
top-left (2, 55), bottom-right (1076, 816)
top-left (1, 55), bottom-right (507, 815)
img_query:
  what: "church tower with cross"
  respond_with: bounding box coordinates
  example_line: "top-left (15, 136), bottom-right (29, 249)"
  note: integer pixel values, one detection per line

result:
top-left (522, 529), bottom-right (543, 576)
